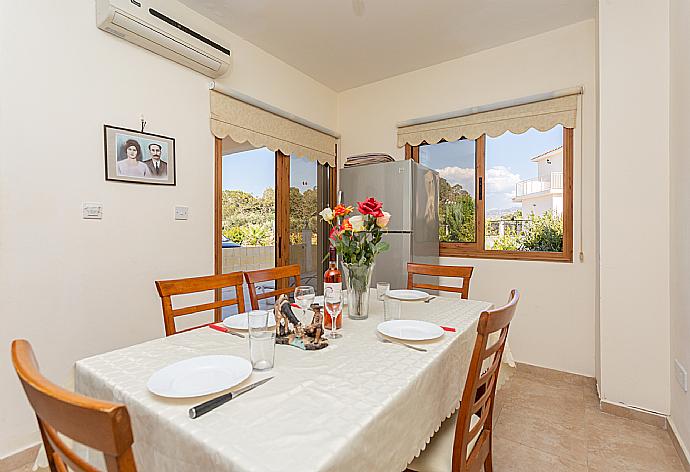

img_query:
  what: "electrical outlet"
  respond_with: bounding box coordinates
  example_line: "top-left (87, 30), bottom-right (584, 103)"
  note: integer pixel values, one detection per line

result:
top-left (82, 202), bottom-right (103, 219)
top-left (675, 359), bottom-right (688, 393)
top-left (174, 206), bottom-right (189, 220)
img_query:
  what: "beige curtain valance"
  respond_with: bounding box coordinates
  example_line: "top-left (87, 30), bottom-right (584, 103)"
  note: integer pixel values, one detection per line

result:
top-left (397, 94), bottom-right (579, 147)
top-left (210, 90), bottom-right (337, 166)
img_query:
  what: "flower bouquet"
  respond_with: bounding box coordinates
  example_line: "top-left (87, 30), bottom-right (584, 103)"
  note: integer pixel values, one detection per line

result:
top-left (320, 197), bottom-right (391, 319)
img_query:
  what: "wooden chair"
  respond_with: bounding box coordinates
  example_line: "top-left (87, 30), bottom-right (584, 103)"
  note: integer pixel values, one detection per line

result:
top-left (155, 272), bottom-right (246, 336)
top-left (244, 264), bottom-right (301, 310)
top-left (407, 263), bottom-right (474, 299)
top-left (407, 289), bottom-right (520, 472)
top-left (11, 339), bottom-right (137, 472)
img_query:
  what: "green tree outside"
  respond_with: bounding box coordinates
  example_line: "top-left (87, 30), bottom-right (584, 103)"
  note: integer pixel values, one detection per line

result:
top-left (439, 177), bottom-right (475, 242)
top-left (222, 186), bottom-right (317, 247)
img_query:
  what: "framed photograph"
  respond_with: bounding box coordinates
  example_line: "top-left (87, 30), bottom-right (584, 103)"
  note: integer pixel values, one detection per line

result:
top-left (103, 125), bottom-right (176, 185)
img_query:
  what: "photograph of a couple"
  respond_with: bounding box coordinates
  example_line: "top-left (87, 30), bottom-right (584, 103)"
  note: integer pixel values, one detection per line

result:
top-left (104, 125), bottom-right (176, 185)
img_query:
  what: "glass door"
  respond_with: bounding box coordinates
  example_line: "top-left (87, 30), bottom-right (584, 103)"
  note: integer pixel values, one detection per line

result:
top-left (217, 141), bottom-right (333, 317)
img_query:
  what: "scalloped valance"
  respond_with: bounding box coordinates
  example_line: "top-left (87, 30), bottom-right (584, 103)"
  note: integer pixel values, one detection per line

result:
top-left (210, 90), bottom-right (337, 166)
top-left (397, 94), bottom-right (579, 147)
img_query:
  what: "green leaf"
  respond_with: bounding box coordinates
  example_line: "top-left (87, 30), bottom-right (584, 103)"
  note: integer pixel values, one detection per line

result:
top-left (374, 241), bottom-right (390, 253)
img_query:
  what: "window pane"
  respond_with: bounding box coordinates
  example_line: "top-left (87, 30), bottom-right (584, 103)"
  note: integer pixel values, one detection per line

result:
top-left (419, 140), bottom-right (476, 243)
top-left (289, 154), bottom-right (318, 291)
top-left (485, 125), bottom-right (563, 252)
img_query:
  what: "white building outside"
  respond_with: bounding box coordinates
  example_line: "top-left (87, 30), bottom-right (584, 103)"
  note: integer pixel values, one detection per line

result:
top-left (512, 146), bottom-right (563, 217)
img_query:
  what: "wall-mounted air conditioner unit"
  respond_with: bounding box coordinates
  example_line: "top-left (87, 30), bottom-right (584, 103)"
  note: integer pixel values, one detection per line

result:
top-left (96, 0), bottom-right (231, 78)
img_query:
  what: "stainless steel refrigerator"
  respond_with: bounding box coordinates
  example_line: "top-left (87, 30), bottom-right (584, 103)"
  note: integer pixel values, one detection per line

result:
top-left (340, 159), bottom-right (439, 289)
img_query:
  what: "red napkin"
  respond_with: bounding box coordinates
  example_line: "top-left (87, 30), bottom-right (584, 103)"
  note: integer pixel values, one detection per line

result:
top-left (441, 326), bottom-right (456, 332)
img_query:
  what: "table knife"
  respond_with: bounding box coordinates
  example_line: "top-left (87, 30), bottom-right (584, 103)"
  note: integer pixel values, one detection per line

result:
top-left (208, 323), bottom-right (245, 338)
top-left (189, 377), bottom-right (273, 419)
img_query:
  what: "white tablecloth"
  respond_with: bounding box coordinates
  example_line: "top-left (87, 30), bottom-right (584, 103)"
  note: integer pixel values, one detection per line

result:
top-left (74, 294), bottom-right (492, 472)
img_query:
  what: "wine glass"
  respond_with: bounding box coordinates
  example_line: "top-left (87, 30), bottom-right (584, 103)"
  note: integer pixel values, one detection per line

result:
top-left (294, 285), bottom-right (315, 326)
top-left (324, 287), bottom-right (343, 339)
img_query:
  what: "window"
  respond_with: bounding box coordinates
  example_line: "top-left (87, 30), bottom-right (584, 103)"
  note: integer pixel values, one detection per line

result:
top-left (407, 126), bottom-right (573, 262)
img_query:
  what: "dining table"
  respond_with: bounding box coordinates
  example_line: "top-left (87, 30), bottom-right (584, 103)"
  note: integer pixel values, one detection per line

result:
top-left (74, 292), bottom-right (494, 472)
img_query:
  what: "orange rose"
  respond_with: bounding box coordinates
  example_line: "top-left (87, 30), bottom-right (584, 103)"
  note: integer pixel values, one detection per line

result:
top-left (341, 218), bottom-right (353, 231)
top-left (333, 204), bottom-right (353, 217)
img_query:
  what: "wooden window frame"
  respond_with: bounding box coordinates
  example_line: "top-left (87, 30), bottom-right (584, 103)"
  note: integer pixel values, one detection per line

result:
top-left (406, 128), bottom-right (573, 263)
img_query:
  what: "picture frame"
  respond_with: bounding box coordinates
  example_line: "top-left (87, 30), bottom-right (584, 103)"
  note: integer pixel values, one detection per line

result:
top-left (103, 125), bottom-right (176, 185)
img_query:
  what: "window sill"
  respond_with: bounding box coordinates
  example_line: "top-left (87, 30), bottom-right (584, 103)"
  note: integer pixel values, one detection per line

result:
top-left (439, 245), bottom-right (573, 263)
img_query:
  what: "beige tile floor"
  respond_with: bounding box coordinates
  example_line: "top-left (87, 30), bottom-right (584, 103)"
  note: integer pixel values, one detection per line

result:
top-left (491, 367), bottom-right (685, 472)
top-left (7, 367), bottom-right (686, 472)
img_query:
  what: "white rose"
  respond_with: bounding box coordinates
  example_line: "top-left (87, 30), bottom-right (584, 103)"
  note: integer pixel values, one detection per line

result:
top-left (376, 211), bottom-right (391, 228)
top-left (319, 207), bottom-right (334, 222)
top-left (349, 215), bottom-right (365, 232)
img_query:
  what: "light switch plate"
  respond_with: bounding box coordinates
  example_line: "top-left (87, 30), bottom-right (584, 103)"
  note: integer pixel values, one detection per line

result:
top-left (174, 206), bottom-right (189, 220)
top-left (82, 202), bottom-right (103, 219)
top-left (675, 359), bottom-right (688, 392)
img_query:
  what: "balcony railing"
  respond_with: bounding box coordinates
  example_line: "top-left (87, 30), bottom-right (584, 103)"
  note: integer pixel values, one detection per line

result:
top-left (515, 172), bottom-right (563, 198)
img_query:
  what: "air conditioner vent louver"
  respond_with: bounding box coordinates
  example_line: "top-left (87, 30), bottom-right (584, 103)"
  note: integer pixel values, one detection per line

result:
top-left (96, 0), bottom-right (231, 78)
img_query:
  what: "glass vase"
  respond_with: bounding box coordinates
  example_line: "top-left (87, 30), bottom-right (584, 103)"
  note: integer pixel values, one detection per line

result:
top-left (342, 262), bottom-right (375, 320)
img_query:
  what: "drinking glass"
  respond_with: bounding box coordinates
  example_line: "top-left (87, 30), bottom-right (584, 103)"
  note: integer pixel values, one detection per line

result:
top-left (324, 287), bottom-right (343, 339)
top-left (383, 295), bottom-right (401, 322)
top-left (248, 310), bottom-right (275, 371)
top-left (376, 282), bottom-right (390, 301)
top-left (294, 285), bottom-right (316, 325)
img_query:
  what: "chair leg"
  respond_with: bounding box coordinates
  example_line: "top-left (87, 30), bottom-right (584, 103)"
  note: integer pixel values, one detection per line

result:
top-left (484, 435), bottom-right (493, 472)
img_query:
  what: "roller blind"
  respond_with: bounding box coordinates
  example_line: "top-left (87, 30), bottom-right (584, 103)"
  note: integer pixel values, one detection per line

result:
top-left (397, 93), bottom-right (579, 147)
top-left (210, 90), bottom-right (337, 166)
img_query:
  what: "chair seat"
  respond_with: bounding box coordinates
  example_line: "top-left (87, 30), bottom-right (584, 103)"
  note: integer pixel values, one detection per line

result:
top-left (407, 411), bottom-right (481, 472)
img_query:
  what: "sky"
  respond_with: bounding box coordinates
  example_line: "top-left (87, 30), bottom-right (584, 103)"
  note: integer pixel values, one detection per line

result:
top-left (420, 125), bottom-right (563, 211)
top-left (222, 147), bottom-right (316, 196)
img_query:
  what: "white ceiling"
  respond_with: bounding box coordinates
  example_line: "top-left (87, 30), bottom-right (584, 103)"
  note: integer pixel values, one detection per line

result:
top-left (180, 0), bottom-right (596, 92)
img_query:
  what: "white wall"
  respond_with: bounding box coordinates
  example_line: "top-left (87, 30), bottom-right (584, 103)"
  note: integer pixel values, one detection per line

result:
top-left (598, 0), bottom-right (671, 414)
top-left (0, 0), bottom-right (337, 458)
top-left (520, 194), bottom-right (562, 219)
top-left (670, 0), bottom-right (690, 454)
top-left (338, 21), bottom-right (598, 377)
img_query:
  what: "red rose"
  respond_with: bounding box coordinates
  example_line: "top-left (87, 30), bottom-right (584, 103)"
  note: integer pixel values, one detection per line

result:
top-left (329, 225), bottom-right (342, 240)
top-left (357, 197), bottom-right (384, 218)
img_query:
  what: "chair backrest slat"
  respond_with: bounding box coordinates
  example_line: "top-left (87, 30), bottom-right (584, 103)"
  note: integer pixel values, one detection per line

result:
top-left (406, 263), bottom-right (474, 299)
top-left (450, 289), bottom-right (519, 472)
top-left (155, 272), bottom-right (246, 336)
top-left (11, 340), bottom-right (137, 472)
top-left (244, 265), bottom-right (302, 310)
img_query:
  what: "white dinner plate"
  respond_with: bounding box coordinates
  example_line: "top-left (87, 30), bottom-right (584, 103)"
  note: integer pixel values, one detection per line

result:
top-left (147, 355), bottom-right (252, 398)
top-left (386, 289), bottom-right (429, 301)
top-left (223, 310), bottom-right (276, 330)
top-left (377, 320), bottom-right (444, 341)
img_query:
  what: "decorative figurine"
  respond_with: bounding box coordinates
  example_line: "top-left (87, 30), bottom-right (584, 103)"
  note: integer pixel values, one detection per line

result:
top-left (274, 294), bottom-right (301, 337)
top-left (273, 295), bottom-right (328, 350)
top-left (304, 304), bottom-right (325, 345)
